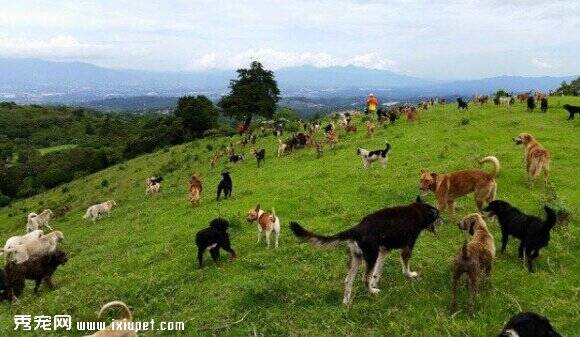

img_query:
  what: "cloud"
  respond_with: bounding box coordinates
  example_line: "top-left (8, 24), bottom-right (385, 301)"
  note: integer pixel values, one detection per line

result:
top-left (531, 57), bottom-right (555, 70)
top-left (0, 34), bottom-right (109, 59)
top-left (188, 49), bottom-right (397, 71)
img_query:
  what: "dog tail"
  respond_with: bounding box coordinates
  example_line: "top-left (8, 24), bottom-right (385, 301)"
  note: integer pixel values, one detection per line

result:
top-left (460, 241), bottom-right (470, 260)
top-left (290, 222), bottom-right (356, 248)
top-left (98, 301), bottom-right (132, 321)
top-left (480, 156), bottom-right (500, 177)
top-left (83, 208), bottom-right (90, 219)
top-left (385, 142), bottom-right (391, 153)
top-left (543, 206), bottom-right (557, 230)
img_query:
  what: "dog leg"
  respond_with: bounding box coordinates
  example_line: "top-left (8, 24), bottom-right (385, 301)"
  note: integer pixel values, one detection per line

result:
top-left (343, 244), bottom-right (362, 305)
top-left (274, 230), bottom-right (279, 249)
top-left (362, 248), bottom-right (379, 294)
top-left (518, 241), bottom-right (525, 259)
top-left (501, 232), bottom-right (509, 254)
top-left (526, 249), bottom-right (538, 273)
top-left (450, 271), bottom-right (460, 312)
top-left (210, 247), bottom-right (221, 264)
top-left (467, 270), bottom-right (478, 317)
top-left (400, 247), bottom-right (418, 278)
top-left (197, 249), bottom-right (204, 268)
top-left (370, 249), bottom-right (387, 289)
top-left (257, 229), bottom-right (262, 244)
top-left (265, 230), bottom-right (271, 249)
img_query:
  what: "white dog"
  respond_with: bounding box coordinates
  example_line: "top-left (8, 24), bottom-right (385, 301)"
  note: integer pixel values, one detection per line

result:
top-left (1, 229), bottom-right (44, 257)
top-left (26, 209), bottom-right (54, 232)
top-left (84, 200), bottom-right (117, 223)
top-left (356, 142), bottom-right (391, 168)
top-left (247, 205), bottom-right (281, 249)
top-left (6, 231), bottom-right (64, 263)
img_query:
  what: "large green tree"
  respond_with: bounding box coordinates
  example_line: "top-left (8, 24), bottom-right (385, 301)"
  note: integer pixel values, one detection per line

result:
top-left (174, 95), bottom-right (218, 138)
top-left (218, 61), bottom-right (280, 131)
top-left (556, 77), bottom-right (580, 96)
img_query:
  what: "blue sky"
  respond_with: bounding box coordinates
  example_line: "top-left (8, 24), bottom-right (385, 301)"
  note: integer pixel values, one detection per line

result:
top-left (0, 0), bottom-right (578, 79)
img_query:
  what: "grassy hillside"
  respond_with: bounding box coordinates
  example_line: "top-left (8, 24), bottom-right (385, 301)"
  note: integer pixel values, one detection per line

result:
top-left (0, 97), bottom-right (579, 336)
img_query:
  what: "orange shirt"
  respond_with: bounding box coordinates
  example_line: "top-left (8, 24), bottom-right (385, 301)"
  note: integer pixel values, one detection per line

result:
top-left (367, 96), bottom-right (378, 110)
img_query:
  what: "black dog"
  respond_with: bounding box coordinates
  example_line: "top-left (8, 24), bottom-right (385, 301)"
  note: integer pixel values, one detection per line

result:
top-left (253, 148), bottom-right (266, 168)
top-left (457, 98), bottom-right (468, 110)
top-left (216, 171), bottom-right (232, 201)
top-left (195, 218), bottom-right (236, 268)
top-left (563, 104), bottom-right (580, 120)
top-left (499, 312), bottom-right (561, 337)
top-left (483, 200), bottom-right (556, 272)
top-left (540, 97), bottom-right (548, 113)
top-left (527, 96), bottom-right (536, 112)
top-left (323, 124), bottom-right (333, 134)
top-left (229, 154), bottom-right (244, 163)
top-left (291, 196), bottom-right (441, 304)
top-left (4, 250), bottom-right (68, 296)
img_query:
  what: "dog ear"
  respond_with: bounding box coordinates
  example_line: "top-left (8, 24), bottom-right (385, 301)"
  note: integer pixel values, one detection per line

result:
top-left (255, 204), bottom-right (260, 211)
top-left (420, 169), bottom-right (426, 174)
top-left (415, 195), bottom-right (423, 203)
top-left (430, 172), bottom-right (437, 179)
top-left (468, 218), bottom-right (476, 235)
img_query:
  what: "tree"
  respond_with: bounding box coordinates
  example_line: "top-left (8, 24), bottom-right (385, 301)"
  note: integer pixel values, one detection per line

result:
top-left (556, 77), bottom-right (580, 96)
top-left (174, 95), bottom-right (218, 139)
top-left (218, 61), bottom-right (280, 132)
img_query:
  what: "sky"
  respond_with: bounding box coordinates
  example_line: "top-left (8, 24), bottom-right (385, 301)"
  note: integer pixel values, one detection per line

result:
top-left (0, 0), bottom-right (578, 79)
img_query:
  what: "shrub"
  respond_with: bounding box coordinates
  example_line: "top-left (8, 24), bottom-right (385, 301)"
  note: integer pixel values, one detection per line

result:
top-left (0, 193), bottom-right (10, 207)
top-left (100, 179), bottom-right (109, 188)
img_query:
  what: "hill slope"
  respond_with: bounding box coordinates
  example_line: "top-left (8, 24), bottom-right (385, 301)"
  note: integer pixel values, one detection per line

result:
top-left (0, 97), bottom-right (579, 336)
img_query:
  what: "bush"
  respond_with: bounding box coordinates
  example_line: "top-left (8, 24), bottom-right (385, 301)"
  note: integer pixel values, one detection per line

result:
top-left (100, 179), bottom-right (109, 188)
top-left (0, 193), bottom-right (10, 207)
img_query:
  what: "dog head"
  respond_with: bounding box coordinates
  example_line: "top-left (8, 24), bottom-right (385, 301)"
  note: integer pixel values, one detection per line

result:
top-left (51, 230), bottom-right (65, 243)
top-left (512, 133), bottom-right (533, 146)
top-left (458, 213), bottom-right (486, 235)
top-left (50, 250), bottom-right (69, 267)
top-left (416, 196), bottom-right (442, 233)
top-left (419, 170), bottom-right (437, 194)
top-left (247, 204), bottom-right (261, 223)
top-left (356, 148), bottom-right (362, 156)
top-left (221, 171), bottom-right (230, 179)
top-left (482, 200), bottom-right (512, 218)
top-left (108, 200), bottom-right (117, 207)
top-left (209, 218), bottom-right (230, 232)
top-left (41, 209), bottom-right (54, 217)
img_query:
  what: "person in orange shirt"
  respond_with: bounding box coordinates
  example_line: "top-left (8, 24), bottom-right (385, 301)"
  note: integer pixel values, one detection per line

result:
top-left (366, 93), bottom-right (378, 114)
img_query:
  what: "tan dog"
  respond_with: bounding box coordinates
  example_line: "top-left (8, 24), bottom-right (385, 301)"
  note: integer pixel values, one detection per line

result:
top-left (365, 121), bottom-right (375, 137)
top-left (85, 301), bottom-right (137, 337)
top-left (345, 124), bottom-right (357, 134)
top-left (326, 130), bottom-right (338, 149)
top-left (189, 175), bottom-right (202, 206)
top-left (512, 133), bottom-right (550, 186)
top-left (277, 139), bottom-right (288, 157)
top-left (406, 107), bottom-right (417, 122)
top-left (247, 205), bottom-right (281, 248)
top-left (450, 213), bottom-right (495, 316)
top-left (419, 156), bottom-right (500, 212)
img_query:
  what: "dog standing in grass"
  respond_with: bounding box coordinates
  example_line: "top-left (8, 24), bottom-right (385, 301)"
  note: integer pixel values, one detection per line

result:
top-left (189, 175), bottom-right (202, 206)
top-left (247, 205), bottom-right (281, 249)
top-left (195, 218), bottom-right (236, 268)
top-left (252, 148), bottom-right (266, 167)
top-left (356, 142), bottom-right (391, 168)
top-left (512, 133), bottom-right (550, 186)
top-left (450, 213), bottom-right (495, 316)
top-left (216, 171), bottom-right (232, 201)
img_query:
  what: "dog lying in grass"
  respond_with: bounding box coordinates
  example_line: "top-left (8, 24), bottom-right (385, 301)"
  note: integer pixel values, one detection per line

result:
top-left (512, 133), bottom-right (550, 186)
top-left (499, 312), bottom-right (561, 337)
top-left (563, 104), bottom-right (580, 120)
top-left (85, 301), bottom-right (137, 337)
top-left (291, 196), bottom-right (441, 305)
top-left (483, 200), bottom-right (556, 273)
top-left (450, 213), bottom-right (495, 316)
top-left (419, 156), bottom-right (500, 212)
top-left (195, 218), bottom-right (236, 268)
top-left (247, 205), bottom-right (281, 249)
top-left (356, 142), bottom-right (391, 168)
top-left (216, 171), bottom-right (232, 201)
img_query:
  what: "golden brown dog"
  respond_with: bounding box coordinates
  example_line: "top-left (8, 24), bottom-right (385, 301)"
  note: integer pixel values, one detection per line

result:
top-left (419, 156), bottom-right (499, 212)
top-left (189, 175), bottom-right (202, 206)
top-left (512, 133), bottom-right (550, 186)
top-left (365, 121), bottom-right (375, 137)
top-left (326, 130), bottom-right (338, 149)
top-left (450, 213), bottom-right (495, 316)
top-left (247, 205), bottom-right (281, 248)
top-left (85, 301), bottom-right (137, 337)
top-left (406, 107), bottom-right (417, 122)
top-left (345, 124), bottom-right (357, 134)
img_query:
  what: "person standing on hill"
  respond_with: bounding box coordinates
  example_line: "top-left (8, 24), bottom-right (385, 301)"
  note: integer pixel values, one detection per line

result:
top-left (366, 93), bottom-right (379, 115)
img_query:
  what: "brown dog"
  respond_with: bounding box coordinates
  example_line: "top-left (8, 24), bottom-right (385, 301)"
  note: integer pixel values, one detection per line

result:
top-left (450, 213), bottom-right (495, 316)
top-left (345, 124), bottom-right (357, 134)
top-left (512, 133), bottom-right (550, 186)
top-left (247, 205), bottom-right (281, 248)
top-left (406, 107), bottom-right (418, 122)
top-left (365, 121), bottom-right (375, 137)
top-left (85, 301), bottom-right (137, 337)
top-left (189, 175), bottom-right (202, 206)
top-left (326, 130), bottom-right (338, 149)
top-left (420, 156), bottom-right (499, 212)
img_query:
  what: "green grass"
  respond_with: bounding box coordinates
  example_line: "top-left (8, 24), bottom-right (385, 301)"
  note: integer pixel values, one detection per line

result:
top-left (37, 144), bottom-right (78, 155)
top-left (1, 97), bottom-right (579, 336)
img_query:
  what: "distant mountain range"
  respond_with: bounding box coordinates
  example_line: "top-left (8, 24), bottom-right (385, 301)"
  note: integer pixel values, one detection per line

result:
top-left (0, 57), bottom-right (575, 107)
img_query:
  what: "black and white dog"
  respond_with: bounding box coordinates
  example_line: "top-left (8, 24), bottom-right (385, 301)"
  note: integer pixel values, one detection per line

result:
top-left (229, 154), bottom-right (244, 163)
top-left (499, 312), bottom-right (561, 337)
top-left (195, 218), bottom-right (236, 268)
top-left (216, 171), bottom-right (232, 201)
top-left (356, 142), bottom-right (391, 168)
top-left (253, 148), bottom-right (266, 168)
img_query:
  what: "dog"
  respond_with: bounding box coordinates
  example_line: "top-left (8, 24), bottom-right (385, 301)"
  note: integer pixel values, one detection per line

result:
top-left (277, 139), bottom-right (289, 157)
top-left (189, 175), bottom-right (202, 206)
top-left (216, 171), bottom-right (232, 201)
top-left (512, 133), bottom-right (550, 186)
top-left (326, 130), bottom-right (338, 149)
top-left (195, 218), bottom-right (236, 268)
top-left (345, 124), bottom-right (357, 133)
top-left (356, 142), bottom-right (391, 168)
top-left (499, 312), bottom-right (561, 337)
top-left (252, 148), bottom-right (266, 167)
top-left (85, 301), bottom-right (137, 337)
top-left (540, 98), bottom-right (548, 113)
top-left (291, 196), bottom-right (441, 305)
top-left (563, 104), bottom-right (580, 120)
top-left (5, 250), bottom-right (68, 294)
top-left (457, 98), bottom-right (468, 110)
top-left (527, 96), bottom-right (535, 112)
top-left (247, 205), bottom-right (281, 249)
top-left (229, 154), bottom-right (244, 163)
top-left (420, 156), bottom-right (499, 212)
top-left (145, 176), bottom-right (163, 195)
top-left (84, 201), bottom-right (116, 223)
top-left (483, 200), bottom-right (556, 272)
top-left (450, 213), bottom-right (495, 316)
top-left (406, 107), bottom-right (418, 122)
top-left (365, 121), bottom-right (375, 137)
